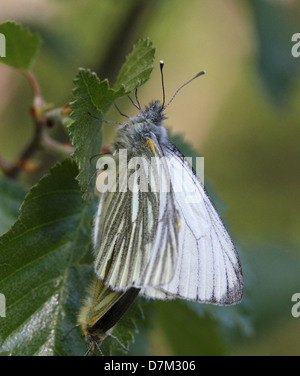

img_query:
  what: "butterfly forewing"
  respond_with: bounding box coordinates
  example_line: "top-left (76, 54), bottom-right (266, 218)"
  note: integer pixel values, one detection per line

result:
top-left (141, 140), bottom-right (243, 305)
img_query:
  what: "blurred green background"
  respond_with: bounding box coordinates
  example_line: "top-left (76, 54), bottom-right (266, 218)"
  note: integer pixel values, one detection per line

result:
top-left (1, 0), bottom-right (300, 356)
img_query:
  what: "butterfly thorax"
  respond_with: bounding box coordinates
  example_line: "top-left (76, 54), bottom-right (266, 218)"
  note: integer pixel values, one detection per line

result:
top-left (113, 100), bottom-right (167, 153)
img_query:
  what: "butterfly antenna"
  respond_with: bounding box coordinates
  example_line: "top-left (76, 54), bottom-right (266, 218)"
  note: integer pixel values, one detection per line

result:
top-left (159, 60), bottom-right (166, 111)
top-left (163, 70), bottom-right (206, 111)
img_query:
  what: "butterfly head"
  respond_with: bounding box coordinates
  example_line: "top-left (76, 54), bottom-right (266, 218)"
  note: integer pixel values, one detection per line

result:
top-left (143, 100), bottom-right (167, 127)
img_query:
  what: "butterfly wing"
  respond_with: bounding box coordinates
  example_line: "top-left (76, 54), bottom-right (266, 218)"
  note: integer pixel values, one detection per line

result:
top-left (78, 274), bottom-right (140, 342)
top-left (93, 139), bottom-right (179, 291)
top-left (78, 277), bottom-right (125, 335)
top-left (141, 139), bottom-right (243, 305)
top-left (93, 132), bottom-right (243, 305)
top-left (135, 135), bottom-right (179, 287)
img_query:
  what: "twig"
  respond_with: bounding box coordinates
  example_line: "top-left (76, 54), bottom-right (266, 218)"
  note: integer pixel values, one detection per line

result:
top-left (0, 155), bottom-right (14, 174)
top-left (24, 71), bottom-right (42, 99)
top-left (4, 116), bottom-right (43, 179)
top-left (0, 71), bottom-right (73, 179)
top-left (41, 130), bottom-right (74, 155)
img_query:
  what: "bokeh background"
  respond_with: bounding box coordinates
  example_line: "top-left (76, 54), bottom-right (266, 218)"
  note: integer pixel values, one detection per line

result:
top-left (1, 0), bottom-right (300, 356)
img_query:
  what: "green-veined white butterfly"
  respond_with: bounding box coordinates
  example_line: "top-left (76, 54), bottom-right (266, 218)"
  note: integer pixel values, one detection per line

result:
top-left (92, 61), bottom-right (243, 319)
top-left (78, 62), bottom-right (243, 355)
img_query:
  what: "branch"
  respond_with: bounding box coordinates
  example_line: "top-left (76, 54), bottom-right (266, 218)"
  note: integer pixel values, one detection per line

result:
top-left (4, 116), bottom-right (43, 179)
top-left (41, 130), bottom-right (74, 155)
top-left (0, 72), bottom-right (73, 179)
top-left (0, 155), bottom-right (14, 174)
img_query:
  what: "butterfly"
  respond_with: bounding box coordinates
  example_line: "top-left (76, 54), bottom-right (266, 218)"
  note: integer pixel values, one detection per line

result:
top-left (92, 61), bottom-right (243, 309)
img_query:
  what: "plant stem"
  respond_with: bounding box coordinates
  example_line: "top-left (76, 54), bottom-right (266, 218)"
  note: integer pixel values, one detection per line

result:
top-left (41, 130), bottom-right (74, 155)
top-left (0, 71), bottom-right (72, 179)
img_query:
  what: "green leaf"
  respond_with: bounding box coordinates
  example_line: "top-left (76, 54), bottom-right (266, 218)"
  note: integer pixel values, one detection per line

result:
top-left (0, 159), bottom-right (144, 355)
top-left (0, 21), bottom-right (41, 70)
top-left (69, 39), bottom-right (156, 201)
top-left (0, 159), bottom-right (92, 355)
top-left (248, 0), bottom-right (300, 103)
top-left (0, 177), bottom-right (27, 236)
top-left (69, 68), bottom-right (127, 201)
top-left (244, 243), bottom-right (300, 330)
top-left (155, 300), bottom-right (229, 356)
top-left (114, 38), bottom-right (156, 92)
top-left (69, 69), bottom-right (106, 202)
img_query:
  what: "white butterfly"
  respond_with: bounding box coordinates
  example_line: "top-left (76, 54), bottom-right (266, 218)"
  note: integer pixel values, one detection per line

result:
top-left (93, 65), bottom-right (243, 306)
